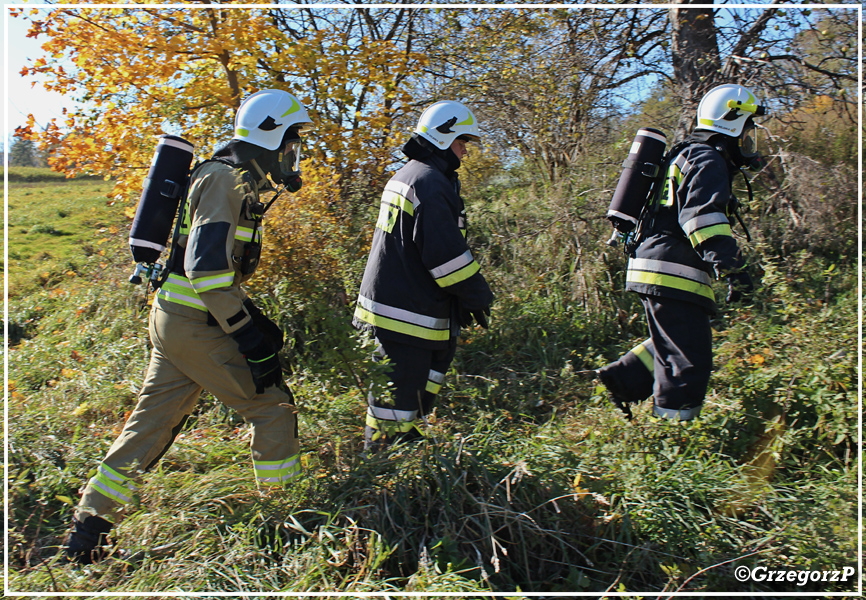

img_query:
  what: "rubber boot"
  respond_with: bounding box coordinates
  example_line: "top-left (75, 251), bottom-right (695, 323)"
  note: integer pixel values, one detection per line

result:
top-left (65, 515), bottom-right (113, 565)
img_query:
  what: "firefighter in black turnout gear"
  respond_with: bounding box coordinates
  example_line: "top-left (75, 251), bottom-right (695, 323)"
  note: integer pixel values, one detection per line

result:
top-left (353, 100), bottom-right (494, 450)
top-left (598, 84), bottom-right (766, 421)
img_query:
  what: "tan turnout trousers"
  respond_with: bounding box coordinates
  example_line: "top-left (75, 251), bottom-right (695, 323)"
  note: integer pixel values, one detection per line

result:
top-left (76, 297), bottom-right (300, 522)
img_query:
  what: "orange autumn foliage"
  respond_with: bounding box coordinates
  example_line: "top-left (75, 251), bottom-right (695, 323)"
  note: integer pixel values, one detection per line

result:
top-left (15, 5), bottom-right (425, 288)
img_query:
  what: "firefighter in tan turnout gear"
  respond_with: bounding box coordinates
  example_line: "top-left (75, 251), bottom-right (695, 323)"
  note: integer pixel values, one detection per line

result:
top-left (597, 84), bottom-right (766, 421)
top-left (65, 89), bottom-right (312, 564)
top-left (353, 100), bottom-right (494, 450)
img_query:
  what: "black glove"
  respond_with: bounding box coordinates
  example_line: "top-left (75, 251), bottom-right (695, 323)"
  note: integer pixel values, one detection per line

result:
top-left (243, 298), bottom-right (284, 352)
top-left (726, 271), bottom-right (755, 304)
top-left (232, 323), bottom-right (283, 394)
top-left (458, 304), bottom-right (491, 329)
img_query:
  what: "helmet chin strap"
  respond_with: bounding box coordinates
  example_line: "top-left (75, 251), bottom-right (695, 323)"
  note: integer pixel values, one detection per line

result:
top-left (249, 158), bottom-right (274, 191)
top-left (248, 157), bottom-right (289, 215)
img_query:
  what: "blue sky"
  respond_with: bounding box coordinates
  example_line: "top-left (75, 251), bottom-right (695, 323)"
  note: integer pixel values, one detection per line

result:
top-left (4, 7), bottom-right (77, 151)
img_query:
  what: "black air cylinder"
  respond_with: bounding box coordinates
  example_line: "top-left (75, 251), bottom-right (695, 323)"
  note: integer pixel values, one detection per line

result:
top-left (129, 135), bottom-right (195, 264)
top-left (606, 128), bottom-right (667, 233)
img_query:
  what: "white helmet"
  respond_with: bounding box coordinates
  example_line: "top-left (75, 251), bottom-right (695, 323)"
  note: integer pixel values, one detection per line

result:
top-left (414, 100), bottom-right (481, 150)
top-left (696, 84), bottom-right (768, 138)
top-left (233, 89), bottom-right (313, 150)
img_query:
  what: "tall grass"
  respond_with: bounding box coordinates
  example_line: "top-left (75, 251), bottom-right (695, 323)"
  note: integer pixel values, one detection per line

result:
top-left (6, 164), bottom-right (859, 595)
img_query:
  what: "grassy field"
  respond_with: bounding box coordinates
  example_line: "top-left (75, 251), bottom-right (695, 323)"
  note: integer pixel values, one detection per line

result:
top-left (5, 168), bottom-right (122, 298)
top-left (5, 168), bottom-right (860, 595)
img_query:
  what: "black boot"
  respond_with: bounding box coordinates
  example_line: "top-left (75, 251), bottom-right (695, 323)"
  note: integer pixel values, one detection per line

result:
top-left (65, 515), bottom-right (113, 564)
top-left (597, 369), bottom-right (636, 420)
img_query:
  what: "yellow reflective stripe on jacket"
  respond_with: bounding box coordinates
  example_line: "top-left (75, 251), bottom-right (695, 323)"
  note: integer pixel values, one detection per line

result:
top-left (190, 271), bottom-right (235, 293)
top-left (253, 455), bottom-right (301, 484)
top-left (627, 270), bottom-right (715, 300)
top-left (662, 154), bottom-right (691, 207)
top-left (91, 462), bottom-right (137, 505)
top-left (688, 222), bottom-right (733, 247)
top-left (375, 180), bottom-right (419, 233)
top-left (157, 273), bottom-right (207, 311)
top-left (383, 190), bottom-right (416, 216)
top-left (627, 257), bottom-right (715, 300)
top-left (235, 225), bottom-right (263, 243)
top-left (682, 212), bottom-right (733, 247)
top-left (430, 250), bottom-right (480, 287)
top-left (629, 339), bottom-right (654, 373)
top-left (354, 305), bottom-right (450, 342)
top-left (354, 295), bottom-right (450, 341)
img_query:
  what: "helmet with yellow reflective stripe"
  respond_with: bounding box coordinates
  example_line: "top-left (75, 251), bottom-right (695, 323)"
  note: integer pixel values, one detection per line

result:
top-left (414, 100), bottom-right (481, 150)
top-left (233, 89), bottom-right (313, 151)
top-left (696, 84), bottom-right (768, 138)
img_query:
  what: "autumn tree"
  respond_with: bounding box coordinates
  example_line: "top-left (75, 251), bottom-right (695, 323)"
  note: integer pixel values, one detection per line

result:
top-left (417, 4), bottom-right (857, 181)
top-left (15, 4), bottom-right (858, 271)
top-left (422, 8), bottom-right (670, 184)
top-left (667, 2), bottom-right (859, 139)
top-left (15, 5), bottom-right (426, 291)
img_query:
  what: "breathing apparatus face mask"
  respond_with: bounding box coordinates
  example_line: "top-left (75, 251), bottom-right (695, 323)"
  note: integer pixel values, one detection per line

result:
top-left (279, 139), bottom-right (302, 178)
top-left (253, 131), bottom-right (304, 192)
top-left (740, 122), bottom-right (757, 158)
top-left (737, 120), bottom-right (763, 171)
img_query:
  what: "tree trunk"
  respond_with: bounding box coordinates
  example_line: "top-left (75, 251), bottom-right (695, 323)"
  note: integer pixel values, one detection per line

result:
top-left (669, 1), bottom-right (722, 140)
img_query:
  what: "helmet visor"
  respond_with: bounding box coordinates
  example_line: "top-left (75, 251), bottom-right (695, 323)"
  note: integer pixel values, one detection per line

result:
top-left (279, 140), bottom-right (302, 176)
top-left (740, 123), bottom-right (758, 158)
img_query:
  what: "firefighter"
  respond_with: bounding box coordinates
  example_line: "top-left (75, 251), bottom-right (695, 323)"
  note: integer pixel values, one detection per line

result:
top-left (64, 89), bottom-right (312, 564)
top-left (353, 100), bottom-right (494, 450)
top-left (597, 84), bottom-right (766, 421)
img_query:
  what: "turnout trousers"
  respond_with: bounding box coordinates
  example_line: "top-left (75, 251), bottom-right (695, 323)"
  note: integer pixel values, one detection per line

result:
top-left (75, 297), bottom-right (300, 523)
top-left (366, 337), bottom-right (458, 435)
top-left (598, 295), bottom-right (712, 420)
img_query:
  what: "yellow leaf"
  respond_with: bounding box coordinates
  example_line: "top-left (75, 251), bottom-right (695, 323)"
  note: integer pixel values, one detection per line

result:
top-left (572, 473), bottom-right (591, 499)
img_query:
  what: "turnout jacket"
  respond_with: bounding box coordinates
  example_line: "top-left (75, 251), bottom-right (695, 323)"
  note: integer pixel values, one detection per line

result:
top-left (353, 152), bottom-right (494, 349)
top-left (156, 160), bottom-right (263, 335)
top-left (626, 141), bottom-right (746, 314)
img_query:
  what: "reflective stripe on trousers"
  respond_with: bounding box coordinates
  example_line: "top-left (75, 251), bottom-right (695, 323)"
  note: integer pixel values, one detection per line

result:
top-left (74, 299), bottom-right (301, 522)
top-left (254, 454), bottom-right (301, 485)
